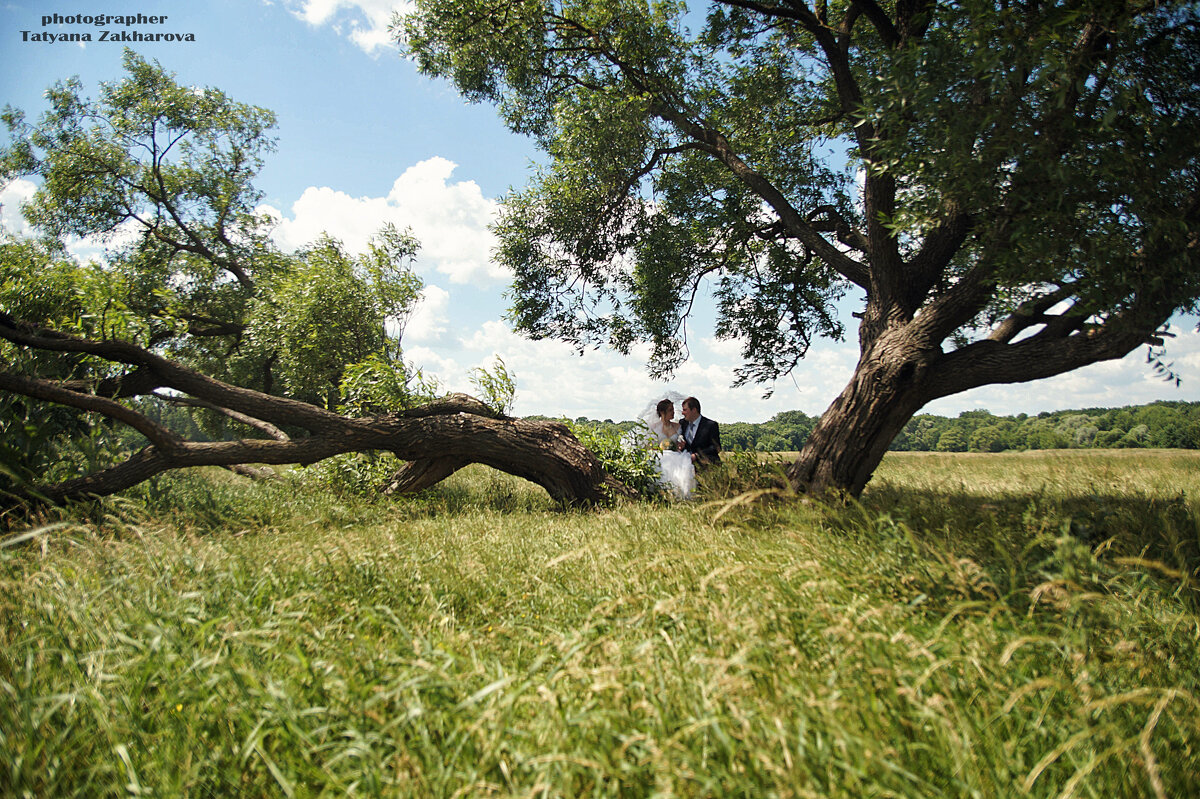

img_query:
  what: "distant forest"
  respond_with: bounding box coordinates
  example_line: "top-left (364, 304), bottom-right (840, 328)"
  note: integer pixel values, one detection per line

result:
top-left (570, 401), bottom-right (1200, 454)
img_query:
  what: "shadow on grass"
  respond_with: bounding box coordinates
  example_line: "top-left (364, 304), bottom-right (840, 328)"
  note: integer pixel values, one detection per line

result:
top-left (859, 482), bottom-right (1200, 604)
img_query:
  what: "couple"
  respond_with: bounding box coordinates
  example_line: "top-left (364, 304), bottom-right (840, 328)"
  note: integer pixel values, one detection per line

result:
top-left (639, 392), bottom-right (721, 499)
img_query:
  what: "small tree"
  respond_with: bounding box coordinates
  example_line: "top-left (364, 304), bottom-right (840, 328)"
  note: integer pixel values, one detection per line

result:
top-left (399, 0), bottom-right (1200, 497)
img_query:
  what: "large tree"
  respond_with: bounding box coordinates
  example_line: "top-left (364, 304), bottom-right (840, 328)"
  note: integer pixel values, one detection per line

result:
top-left (0, 51), bottom-right (628, 506)
top-left (399, 0), bottom-right (1200, 496)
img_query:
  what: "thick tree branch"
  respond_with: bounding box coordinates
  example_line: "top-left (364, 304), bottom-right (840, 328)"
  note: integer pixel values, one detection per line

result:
top-left (848, 0), bottom-right (900, 47)
top-left (903, 211), bottom-right (974, 310)
top-left (395, 392), bottom-right (504, 419)
top-left (0, 370), bottom-right (182, 453)
top-left (986, 284), bottom-right (1079, 344)
top-left (18, 409), bottom-right (632, 507)
top-left (651, 104), bottom-right (870, 288)
top-left (54, 366), bottom-right (163, 400)
top-left (807, 205), bottom-right (869, 253)
top-left (385, 456), bottom-right (472, 494)
top-left (0, 313), bottom-right (347, 434)
top-left (178, 314), bottom-right (246, 339)
top-left (929, 297), bottom-right (1174, 400)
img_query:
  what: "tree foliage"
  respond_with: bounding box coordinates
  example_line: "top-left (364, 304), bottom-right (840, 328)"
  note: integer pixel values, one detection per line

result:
top-left (0, 51), bottom-right (627, 507)
top-left (247, 228), bottom-right (423, 409)
top-left (1, 51), bottom-right (428, 410)
top-left (2, 50), bottom-right (276, 345)
top-left (399, 0), bottom-right (1200, 495)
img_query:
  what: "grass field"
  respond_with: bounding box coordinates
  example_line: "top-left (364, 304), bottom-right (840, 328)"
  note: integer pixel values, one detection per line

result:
top-left (2, 450), bottom-right (1198, 797)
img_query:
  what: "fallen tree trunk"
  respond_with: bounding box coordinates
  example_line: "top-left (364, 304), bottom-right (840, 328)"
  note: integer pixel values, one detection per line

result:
top-left (0, 315), bottom-right (631, 507)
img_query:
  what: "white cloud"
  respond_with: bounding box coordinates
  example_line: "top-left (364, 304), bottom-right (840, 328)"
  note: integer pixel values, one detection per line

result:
top-left (401, 344), bottom-right (463, 388)
top-left (398, 317), bottom-right (842, 423)
top-left (0, 179), bottom-right (37, 237)
top-left (405, 284), bottom-right (450, 343)
top-left (261, 156), bottom-right (505, 285)
top-left (280, 0), bottom-right (411, 54)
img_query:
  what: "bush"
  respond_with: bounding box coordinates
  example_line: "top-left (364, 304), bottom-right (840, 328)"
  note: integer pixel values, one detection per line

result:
top-left (296, 452), bottom-right (404, 496)
top-left (565, 420), bottom-right (663, 498)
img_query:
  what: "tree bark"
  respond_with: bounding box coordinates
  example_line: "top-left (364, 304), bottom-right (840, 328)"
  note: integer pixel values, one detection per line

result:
top-left (787, 335), bottom-right (936, 497)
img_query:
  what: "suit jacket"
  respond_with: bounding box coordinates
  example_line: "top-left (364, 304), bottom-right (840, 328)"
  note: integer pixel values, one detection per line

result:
top-left (681, 415), bottom-right (721, 464)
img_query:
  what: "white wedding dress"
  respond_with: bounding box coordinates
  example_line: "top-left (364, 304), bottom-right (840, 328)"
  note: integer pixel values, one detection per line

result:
top-left (649, 419), bottom-right (697, 499)
top-left (636, 392), bottom-right (696, 500)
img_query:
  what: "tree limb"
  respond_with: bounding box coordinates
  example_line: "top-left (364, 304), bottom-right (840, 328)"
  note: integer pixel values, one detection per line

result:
top-left (930, 290), bottom-right (1177, 400)
top-left (384, 456), bottom-right (472, 494)
top-left (848, 0), bottom-right (900, 47)
top-left (651, 103), bottom-right (871, 288)
top-left (987, 284), bottom-right (1080, 344)
top-left (0, 370), bottom-right (182, 453)
top-left (0, 313), bottom-right (346, 434)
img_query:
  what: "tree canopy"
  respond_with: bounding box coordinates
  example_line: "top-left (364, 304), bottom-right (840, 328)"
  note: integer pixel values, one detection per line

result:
top-left (398, 0), bottom-right (1200, 495)
top-left (0, 52), bottom-right (431, 420)
top-left (0, 50), bottom-right (627, 507)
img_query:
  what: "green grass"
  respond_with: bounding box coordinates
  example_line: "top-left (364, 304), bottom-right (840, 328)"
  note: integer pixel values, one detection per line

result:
top-left (2, 453), bottom-right (1198, 797)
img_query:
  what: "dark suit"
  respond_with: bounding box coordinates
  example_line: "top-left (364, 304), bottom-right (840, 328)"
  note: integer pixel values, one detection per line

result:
top-left (680, 415), bottom-right (721, 464)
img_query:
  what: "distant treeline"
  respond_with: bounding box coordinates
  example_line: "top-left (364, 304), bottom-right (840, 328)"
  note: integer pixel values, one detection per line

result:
top-left (564, 400), bottom-right (1200, 453)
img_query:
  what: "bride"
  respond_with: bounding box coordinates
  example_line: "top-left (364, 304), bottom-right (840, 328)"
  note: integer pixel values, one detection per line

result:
top-left (638, 392), bottom-right (697, 499)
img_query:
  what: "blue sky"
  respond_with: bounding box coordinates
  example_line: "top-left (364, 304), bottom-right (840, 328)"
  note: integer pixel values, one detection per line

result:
top-left (3, 0), bottom-right (1197, 424)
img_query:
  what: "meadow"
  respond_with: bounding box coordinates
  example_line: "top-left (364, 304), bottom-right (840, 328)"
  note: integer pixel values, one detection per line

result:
top-left (2, 450), bottom-right (1198, 797)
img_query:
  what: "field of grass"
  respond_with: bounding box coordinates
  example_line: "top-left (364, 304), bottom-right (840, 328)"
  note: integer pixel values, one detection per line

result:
top-left (2, 450), bottom-right (1198, 797)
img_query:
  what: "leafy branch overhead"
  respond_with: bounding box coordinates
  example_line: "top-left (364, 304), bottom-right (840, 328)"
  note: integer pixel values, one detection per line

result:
top-left (398, 0), bottom-right (1200, 496)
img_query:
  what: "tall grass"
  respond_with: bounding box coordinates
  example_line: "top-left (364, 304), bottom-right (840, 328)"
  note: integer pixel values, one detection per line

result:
top-left (2, 454), bottom-right (1198, 797)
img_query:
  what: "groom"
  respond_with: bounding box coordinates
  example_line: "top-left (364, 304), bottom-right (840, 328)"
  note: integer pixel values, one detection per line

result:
top-left (678, 396), bottom-right (721, 465)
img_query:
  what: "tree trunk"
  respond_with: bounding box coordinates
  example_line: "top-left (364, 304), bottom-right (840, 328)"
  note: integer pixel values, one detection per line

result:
top-left (785, 288), bottom-right (1172, 499)
top-left (787, 337), bottom-right (935, 498)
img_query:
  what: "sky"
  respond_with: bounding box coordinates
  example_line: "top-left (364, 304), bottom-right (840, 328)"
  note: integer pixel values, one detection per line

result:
top-left (2, 0), bottom-right (1197, 424)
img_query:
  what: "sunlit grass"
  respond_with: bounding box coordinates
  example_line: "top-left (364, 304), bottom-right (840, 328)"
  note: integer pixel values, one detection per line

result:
top-left (2, 455), bottom-right (1198, 797)
top-left (871, 449), bottom-right (1200, 499)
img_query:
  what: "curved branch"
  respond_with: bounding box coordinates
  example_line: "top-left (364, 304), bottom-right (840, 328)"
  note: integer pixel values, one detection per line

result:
top-left (929, 295), bottom-right (1177, 401)
top-left (0, 370), bottom-right (182, 453)
top-left (903, 211), bottom-right (974, 311)
top-left (987, 284), bottom-right (1080, 344)
top-left (652, 103), bottom-right (870, 288)
top-left (395, 392), bottom-right (504, 419)
top-left (848, 0), bottom-right (900, 47)
top-left (807, 204), bottom-right (869, 252)
top-left (55, 366), bottom-right (162, 400)
top-left (384, 456), bottom-right (471, 494)
top-left (21, 411), bottom-right (631, 508)
top-left (0, 313), bottom-right (345, 434)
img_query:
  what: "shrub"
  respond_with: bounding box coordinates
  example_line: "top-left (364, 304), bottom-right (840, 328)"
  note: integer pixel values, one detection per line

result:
top-left (297, 452), bottom-right (404, 497)
top-left (565, 420), bottom-right (663, 498)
